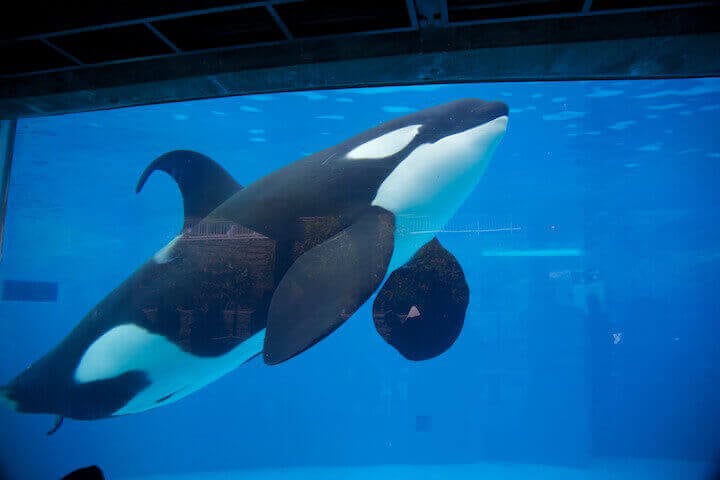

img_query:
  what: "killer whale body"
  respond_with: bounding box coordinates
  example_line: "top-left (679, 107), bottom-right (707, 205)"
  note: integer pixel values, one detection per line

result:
top-left (62, 465), bottom-right (105, 480)
top-left (1, 98), bottom-right (509, 424)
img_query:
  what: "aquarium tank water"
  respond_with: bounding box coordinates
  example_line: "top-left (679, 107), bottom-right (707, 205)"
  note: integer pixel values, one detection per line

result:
top-left (0, 79), bottom-right (719, 480)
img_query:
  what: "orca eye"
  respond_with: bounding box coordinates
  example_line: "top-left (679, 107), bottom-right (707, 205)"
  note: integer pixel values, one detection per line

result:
top-left (346, 124), bottom-right (422, 159)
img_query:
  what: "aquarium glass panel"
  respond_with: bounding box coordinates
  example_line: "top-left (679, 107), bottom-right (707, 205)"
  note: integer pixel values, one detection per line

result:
top-left (1, 80), bottom-right (719, 480)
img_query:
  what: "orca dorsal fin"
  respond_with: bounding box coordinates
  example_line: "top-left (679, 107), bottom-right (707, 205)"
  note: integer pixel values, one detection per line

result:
top-left (136, 150), bottom-right (242, 226)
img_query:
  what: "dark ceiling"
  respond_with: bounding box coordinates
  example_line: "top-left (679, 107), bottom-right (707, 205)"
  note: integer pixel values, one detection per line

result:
top-left (0, 0), bottom-right (718, 117)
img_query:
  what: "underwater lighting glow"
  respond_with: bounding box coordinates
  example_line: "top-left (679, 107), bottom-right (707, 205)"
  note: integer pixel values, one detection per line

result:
top-left (481, 248), bottom-right (584, 257)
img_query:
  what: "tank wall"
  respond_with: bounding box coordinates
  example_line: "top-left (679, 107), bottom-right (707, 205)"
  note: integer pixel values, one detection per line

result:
top-left (0, 81), bottom-right (719, 479)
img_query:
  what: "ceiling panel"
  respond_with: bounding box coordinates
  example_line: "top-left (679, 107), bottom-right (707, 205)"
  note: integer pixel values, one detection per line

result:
top-left (152, 7), bottom-right (287, 51)
top-left (0, 1), bottom-right (259, 40)
top-left (0, 40), bottom-right (75, 75)
top-left (274, 0), bottom-right (412, 38)
top-left (51, 25), bottom-right (175, 64)
top-left (0, 0), bottom-right (717, 117)
top-left (591, 0), bottom-right (706, 10)
top-left (448, 0), bottom-right (586, 23)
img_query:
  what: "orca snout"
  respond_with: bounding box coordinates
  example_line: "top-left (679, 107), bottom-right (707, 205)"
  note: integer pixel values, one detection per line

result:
top-left (464, 99), bottom-right (509, 124)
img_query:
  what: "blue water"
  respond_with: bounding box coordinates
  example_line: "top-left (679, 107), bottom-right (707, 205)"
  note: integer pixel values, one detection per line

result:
top-left (1, 80), bottom-right (719, 479)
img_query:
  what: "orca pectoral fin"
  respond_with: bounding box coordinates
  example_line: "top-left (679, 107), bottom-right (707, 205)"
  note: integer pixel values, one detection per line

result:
top-left (264, 206), bottom-right (395, 365)
top-left (373, 238), bottom-right (469, 361)
top-left (136, 150), bottom-right (242, 225)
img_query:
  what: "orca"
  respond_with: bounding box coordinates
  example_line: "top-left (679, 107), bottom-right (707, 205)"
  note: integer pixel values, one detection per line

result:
top-left (0, 98), bottom-right (508, 424)
top-left (61, 465), bottom-right (105, 480)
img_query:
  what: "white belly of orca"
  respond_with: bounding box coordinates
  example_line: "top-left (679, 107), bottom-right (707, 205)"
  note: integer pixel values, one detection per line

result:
top-left (75, 325), bottom-right (265, 415)
top-left (373, 116), bottom-right (507, 271)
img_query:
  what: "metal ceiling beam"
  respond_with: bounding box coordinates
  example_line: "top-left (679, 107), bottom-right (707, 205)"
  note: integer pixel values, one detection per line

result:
top-left (1, 1), bottom-right (712, 45)
top-left (0, 32), bottom-right (717, 119)
top-left (39, 38), bottom-right (84, 65)
top-left (266, 4), bottom-right (295, 40)
top-left (1, 5), bottom-right (709, 82)
top-left (449, 2), bottom-right (712, 27)
top-left (144, 22), bottom-right (182, 54)
top-left (406, 0), bottom-right (420, 30)
top-left (1, 1), bottom-right (298, 43)
top-left (0, 5), bottom-right (717, 118)
top-left (1, 3), bottom-right (711, 79)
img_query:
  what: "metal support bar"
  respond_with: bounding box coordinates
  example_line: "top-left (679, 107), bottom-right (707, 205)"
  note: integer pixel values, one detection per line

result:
top-left (440, 0), bottom-right (449, 25)
top-left (0, 119), bottom-right (17, 261)
top-left (144, 22), bottom-right (182, 54)
top-left (40, 38), bottom-right (84, 65)
top-left (266, 5), bottom-right (294, 40)
top-left (406, 0), bottom-right (420, 29)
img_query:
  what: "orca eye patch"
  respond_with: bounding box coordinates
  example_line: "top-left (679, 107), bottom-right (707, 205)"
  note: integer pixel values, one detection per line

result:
top-left (346, 124), bottom-right (422, 159)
